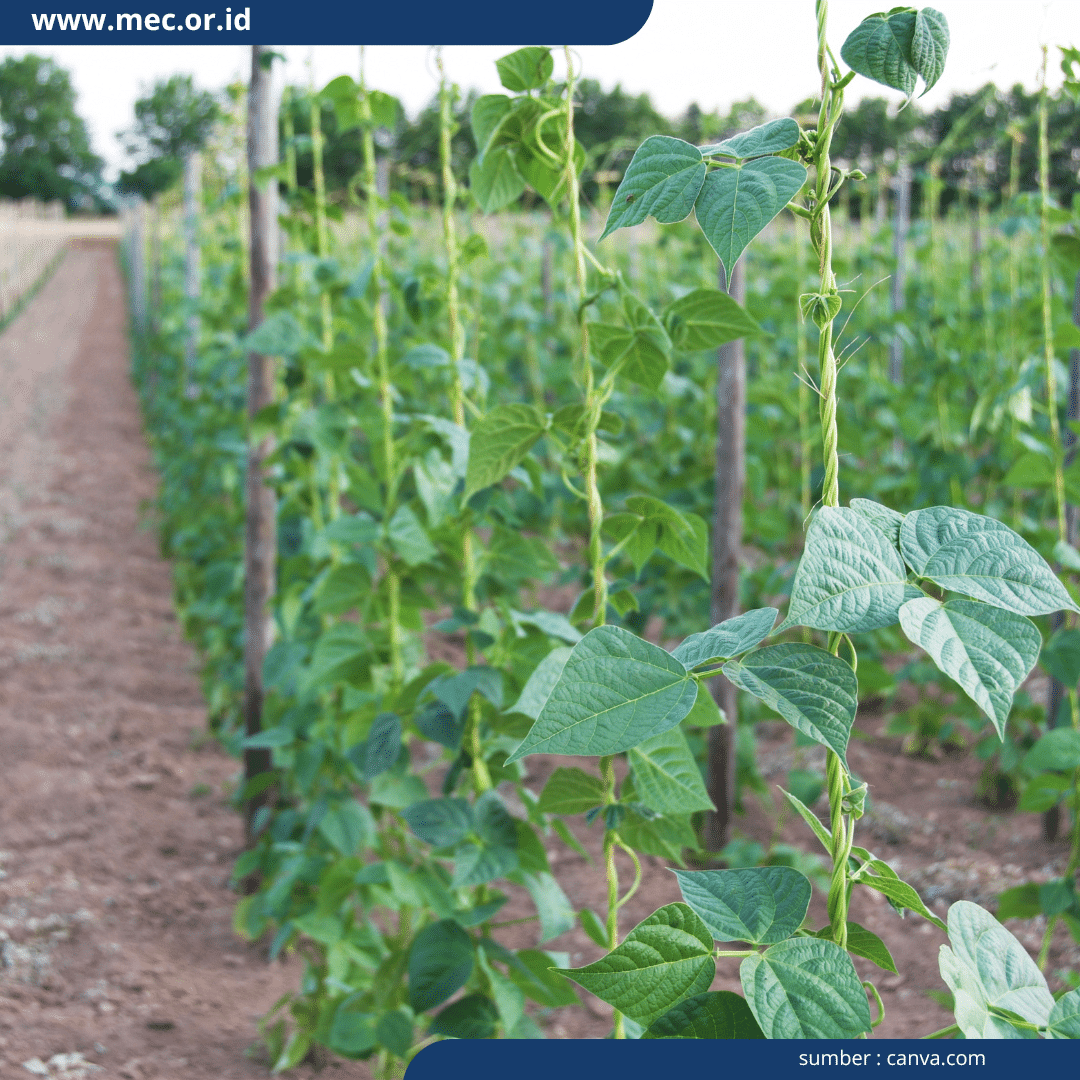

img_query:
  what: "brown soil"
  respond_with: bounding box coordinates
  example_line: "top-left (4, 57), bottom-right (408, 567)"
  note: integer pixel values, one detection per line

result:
top-left (0, 241), bottom-right (1076, 1078)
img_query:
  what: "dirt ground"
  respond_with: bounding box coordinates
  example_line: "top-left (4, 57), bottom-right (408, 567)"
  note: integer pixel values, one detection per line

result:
top-left (0, 242), bottom-right (1077, 1079)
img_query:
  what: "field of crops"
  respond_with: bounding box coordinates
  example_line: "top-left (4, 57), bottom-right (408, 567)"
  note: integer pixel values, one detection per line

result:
top-left (113, 17), bottom-right (1080, 1069)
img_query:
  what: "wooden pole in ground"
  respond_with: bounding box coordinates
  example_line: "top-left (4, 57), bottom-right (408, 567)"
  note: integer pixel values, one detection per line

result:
top-left (705, 256), bottom-right (746, 853)
top-left (243, 45), bottom-right (279, 845)
top-left (889, 162), bottom-right (910, 387)
top-left (182, 150), bottom-right (201, 396)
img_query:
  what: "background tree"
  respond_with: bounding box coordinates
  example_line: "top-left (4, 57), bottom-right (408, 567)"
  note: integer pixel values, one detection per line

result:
top-left (116, 74), bottom-right (219, 200)
top-left (0, 54), bottom-right (103, 210)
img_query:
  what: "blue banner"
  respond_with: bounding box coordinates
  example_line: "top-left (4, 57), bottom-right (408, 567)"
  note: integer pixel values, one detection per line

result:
top-left (1, 0), bottom-right (653, 44)
top-left (405, 1037), bottom-right (1077, 1080)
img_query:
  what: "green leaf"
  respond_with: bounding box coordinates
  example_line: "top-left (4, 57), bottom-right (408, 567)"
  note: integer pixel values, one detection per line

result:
top-left (400, 798), bottom-right (473, 848)
top-left (723, 644), bottom-right (858, 767)
top-left (841, 9), bottom-right (917, 94)
top-left (995, 883), bottom-right (1040, 921)
top-left (590, 296), bottom-right (673, 392)
top-left (495, 47), bottom-right (553, 92)
top-left (451, 843), bottom-right (519, 888)
top-left (1018, 771), bottom-right (1073, 812)
top-left (911, 8), bottom-right (950, 94)
top-left (849, 497), bottom-right (905, 548)
top-left (516, 870), bottom-right (574, 943)
top-left (301, 623), bottom-right (369, 693)
top-left (508, 648), bottom-right (573, 720)
top-left (694, 156), bottom-right (808, 277)
top-left (362, 712), bottom-right (402, 780)
top-left (1048, 988), bottom-right (1080, 1039)
top-left (464, 403), bottom-right (546, 502)
top-left (897, 598), bottom-right (1041, 737)
top-left (476, 947), bottom-right (525, 1031)
top-left (471, 95), bottom-right (512, 158)
top-left (429, 994), bottom-right (498, 1039)
top-left (857, 861), bottom-right (947, 930)
top-left (506, 625), bottom-right (698, 762)
top-left (625, 496), bottom-right (708, 579)
top-left (375, 1010), bottom-right (414, 1057)
top-left (674, 866), bottom-right (811, 945)
top-left (538, 766), bottom-right (605, 816)
top-left (469, 145), bottom-right (525, 214)
top-left (1022, 728), bottom-right (1080, 773)
top-left (1003, 450), bottom-right (1054, 492)
top-left (780, 787), bottom-right (832, 853)
top-left (809, 922), bottom-right (897, 974)
top-left (513, 609), bottom-right (582, 644)
top-left (386, 505), bottom-right (437, 567)
top-left (642, 991), bottom-right (765, 1039)
top-left (781, 507), bottom-right (912, 633)
top-left (619, 806), bottom-right (698, 866)
top-left (1041, 627), bottom-right (1080, 686)
top-left (900, 506), bottom-right (1080, 616)
top-left (683, 682), bottom-right (726, 727)
top-left (740, 937), bottom-right (873, 1039)
top-left (580, 908), bottom-right (610, 949)
top-left (505, 948), bottom-right (580, 1007)
top-left (939, 900), bottom-right (1054, 1039)
top-left (600, 136), bottom-right (707, 241)
top-left (662, 287), bottom-right (762, 351)
top-left (629, 727), bottom-right (715, 814)
top-left (318, 801), bottom-right (374, 856)
top-left (407, 920), bottom-right (474, 1013)
top-left (672, 608), bottom-right (778, 670)
top-left (699, 118), bottom-right (801, 160)
top-left (556, 903), bottom-right (715, 1026)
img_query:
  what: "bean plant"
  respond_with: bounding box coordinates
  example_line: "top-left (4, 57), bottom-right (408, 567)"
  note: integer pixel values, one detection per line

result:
top-left (500, 4), bottom-right (1080, 1041)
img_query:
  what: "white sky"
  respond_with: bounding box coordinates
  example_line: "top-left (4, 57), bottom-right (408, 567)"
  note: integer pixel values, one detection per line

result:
top-left (1, 0), bottom-right (1075, 180)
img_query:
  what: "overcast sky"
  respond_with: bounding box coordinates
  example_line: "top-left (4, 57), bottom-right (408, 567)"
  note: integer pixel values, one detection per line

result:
top-left (1, 0), bottom-right (1075, 179)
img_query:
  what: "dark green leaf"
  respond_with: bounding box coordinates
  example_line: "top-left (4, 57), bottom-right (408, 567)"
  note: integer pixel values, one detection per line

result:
top-left (464, 403), bottom-right (546, 502)
top-left (629, 727), bottom-right (715, 814)
top-left (642, 991), bottom-right (765, 1039)
top-left (429, 994), bottom-right (498, 1039)
top-left (495, 47), bottom-right (553, 92)
top-left (408, 920), bottom-right (474, 1013)
top-left (363, 713), bottom-right (401, 780)
top-left (400, 798), bottom-right (473, 848)
top-left (672, 608), bottom-right (778, 669)
top-left (662, 287), bottom-right (762, 351)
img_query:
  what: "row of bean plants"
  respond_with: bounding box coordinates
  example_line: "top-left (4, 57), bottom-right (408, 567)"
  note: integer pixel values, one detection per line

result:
top-left (126, 7), bottom-right (1080, 1067)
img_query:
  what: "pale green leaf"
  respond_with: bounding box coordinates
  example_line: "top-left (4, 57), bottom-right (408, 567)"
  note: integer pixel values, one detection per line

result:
top-left (699, 117), bottom-right (801, 160)
top-left (506, 626), bottom-right (698, 762)
top-left (386, 505), bottom-right (437, 567)
top-left (451, 843), bottom-right (518, 888)
top-left (1022, 728), bottom-right (1080, 773)
top-left (642, 991), bottom-right (765, 1039)
top-left (781, 506), bottom-right (911, 633)
top-left (740, 937), bottom-right (873, 1039)
top-left (625, 496), bottom-right (708, 579)
top-left (600, 136), bottom-right (706, 241)
top-left (629, 727), bottom-right (715, 814)
top-left (508, 648), bottom-right (573, 720)
top-left (674, 866), bottom-right (811, 945)
top-left (400, 798), bottom-right (473, 848)
top-left (682, 681), bottom-right (726, 727)
top-left (516, 870), bottom-right (574, 943)
top-left (495, 47), bottom-right (553, 92)
top-left (900, 506), bottom-right (1079, 616)
top-left (555, 903), bottom-right (715, 1026)
top-left (849, 497), bottom-right (905, 548)
top-left (694, 156), bottom-right (808, 277)
top-left (939, 900), bottom-right (1054, 1039)
top-left (662, 287), bottom-right (762, 351)
top-left (1048, 988), bottom-right (1080, 1039)
top-left (898, 598), bottom-right (1041, 737)
top-left (470, 94), bottom-right (512, 159)
top-left (464, 403), bottom-right (546, 502)
top-left (672, 607), bottom-right (778, 669)
top-left (469, 145), bottom-right (525, 214)
top-left (538, 766), bottom-right (605, 816)
top-left (723, 644), bottom-right (858, 767)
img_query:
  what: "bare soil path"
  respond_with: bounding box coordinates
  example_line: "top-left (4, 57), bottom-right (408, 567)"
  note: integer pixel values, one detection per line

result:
top-left (0, 241), bottom-right (358, 1080)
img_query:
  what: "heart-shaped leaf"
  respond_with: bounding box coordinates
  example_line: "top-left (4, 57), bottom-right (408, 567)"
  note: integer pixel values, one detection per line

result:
top-left (671, 608), bottom-right (778, 670)
top-left (464, 403), bottom-right (546, 502)
top-left (537, 766), bottom-right (605, 816)
top-left (673, 866), bottom-right (812, 944)
top-left (495, 46), bottom-right (553, 92)
top-left (740, 937), bottom-right (872, 1039)
top-left (555, 903), bottom-right (715, 1026)
top-left (841, 8), bottom-right (918, 95)
top-left (662, 287), bottom-right (762, 351)
top-left (900, 506), bottom-right (1079, 616)
top-left (694, 156), bottom-right (807, 277)
top-left (781, 507), bottom-right (913, 633)
top-left (898, 597), bottom-right (1041, 737)
top-left (723, 643), bottom-right (858, 767)
top-left (699, 117), bottom-right (801, 160)
top-left (628, 726), bottom-right (715, 815)
top-left (400, 798), bottom-right (473, 848)
top-left (408, 920), bottom-right (474, 1013)
top-left (468, 145), bottom-right (525, 214)
top-left (642, 991), bottom-right (765, 1039)
top-left (600, 136), bottom-right (706, 241)
top-left (506, 626), bottom-right (698, 761)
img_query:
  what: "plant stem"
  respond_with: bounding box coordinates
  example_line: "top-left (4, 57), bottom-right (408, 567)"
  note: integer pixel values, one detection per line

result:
top-left (600, 753), bottom-right (625, 1039)
top-left (1039, 48), bottom-right (1067, 544)
top-left (810, 0), bottom-right (852, 952)
top-left (562, 46), bottom-right (607, 627)
top-left (359, 51), bottom-right (402, 687)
